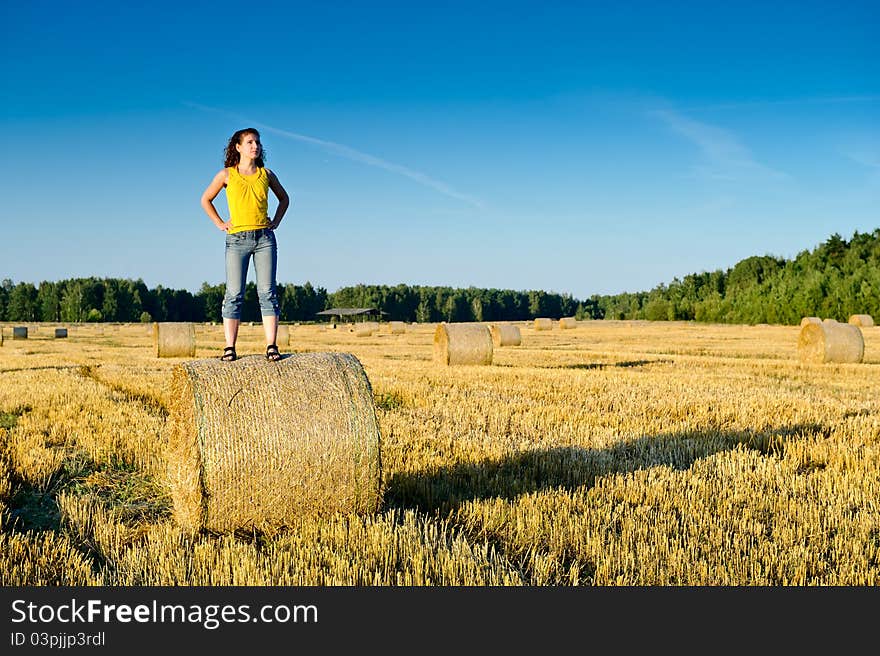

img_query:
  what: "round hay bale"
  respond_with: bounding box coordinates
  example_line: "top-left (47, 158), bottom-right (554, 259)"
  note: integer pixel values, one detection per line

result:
top-left (54, 328), bottom-right (68, 339)
top-left (276, 324), bottom-right (290, 347)
top-left (848, 314), bottom-right (874, 327)
top-left (165, 352), bottom-right (383, 533)
top-left (12, 326), bottom-right (28, 340)
top-left (559, 317), bottom-right (577, 330)
top-left (534, 318), bottom-right (553, 331)
top-left (798, 321), bottom-right (864, 364)
top-left (800, 317), bottom-right (821, 326)
top-left (154, 322), bottom-right (196, 358)
top-left (489, 323), bottom-right (522, 347)
top-left (388, 321), bottom-right (406, 335)
top-left (433, 322), bottom-right (493, 365)
top-left (352, 323), bottom-right (374, 337)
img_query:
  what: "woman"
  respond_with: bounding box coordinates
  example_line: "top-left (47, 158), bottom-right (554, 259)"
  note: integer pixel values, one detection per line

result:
top-left (200, 128), bottom-right (290, 361)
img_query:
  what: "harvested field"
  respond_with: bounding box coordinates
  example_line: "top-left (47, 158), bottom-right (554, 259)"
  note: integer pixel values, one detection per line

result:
top-left (1, 320), bottom-right (879, 585)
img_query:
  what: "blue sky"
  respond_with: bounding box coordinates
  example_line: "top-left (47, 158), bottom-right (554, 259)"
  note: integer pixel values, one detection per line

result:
top-left (2, 0), bottom-right (878, 299)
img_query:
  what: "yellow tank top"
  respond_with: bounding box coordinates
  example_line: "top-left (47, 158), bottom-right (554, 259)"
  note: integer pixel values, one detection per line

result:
top-left (226, 166), bottom-right (270, 233)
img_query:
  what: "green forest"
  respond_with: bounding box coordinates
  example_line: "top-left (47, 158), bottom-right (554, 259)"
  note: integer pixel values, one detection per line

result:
top-left (1, 229), bottom-right (877, 325)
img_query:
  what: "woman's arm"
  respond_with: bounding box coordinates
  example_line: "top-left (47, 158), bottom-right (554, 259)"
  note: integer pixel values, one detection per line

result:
top-left (267, 169), bottom-right (290, 229)
top-left (200, 169), bottom-right (230, 232)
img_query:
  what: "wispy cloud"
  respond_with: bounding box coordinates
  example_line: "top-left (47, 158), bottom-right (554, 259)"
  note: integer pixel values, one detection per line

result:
top-left (649, 107), bottom-right (790, 182)
top-left (185, 101), bottom-right (484, 208)
top-left (841, 143), bottom-right (880, 186)
top-left (680, 95), bottom-right (880, 113)
top-left (842, 148), bottom-right (880, 169)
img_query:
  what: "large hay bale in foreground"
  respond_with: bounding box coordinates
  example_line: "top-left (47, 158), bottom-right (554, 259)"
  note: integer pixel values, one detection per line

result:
top-left (433, 322), bottom-right (493, 365)
top-left (798, 321), bottom-right (864, 364)
top-left (489, 323), bottom-right (522, 347)
top-left (848, 314), bottom-right (874, 327)
top-left (388, 321), bottom-right (406, 335)
top-left (12, 326), bottom-right (28, 340)
top-left (559, 317), bottom-right (577, 329)
top-left (800, 317), bottom-right (821, 326)
top-left (166, 352), bottom-right (383, 533)
top-left (54, 328), bottom-right (68, 338)
top-left (276, 324), bottom-right (290, 347)
top-left (154, 322), bottom-right (196, 358)
top-left (534, 318), bottom-right (553, 331)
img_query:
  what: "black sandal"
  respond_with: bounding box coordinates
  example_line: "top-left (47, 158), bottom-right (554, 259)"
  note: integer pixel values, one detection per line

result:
top-left (265, 344), bottom-right (281, 361)
top-left (221, 346), bottom-right (237, 362)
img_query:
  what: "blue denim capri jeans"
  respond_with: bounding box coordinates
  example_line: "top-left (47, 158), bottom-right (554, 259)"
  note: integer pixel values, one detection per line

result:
top-left (221, 228), bottom-right (279, 319)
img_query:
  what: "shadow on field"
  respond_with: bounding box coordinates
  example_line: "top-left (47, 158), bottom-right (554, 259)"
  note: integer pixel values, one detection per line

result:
top-left (493, 359), bottom-right (673, 370)
top-left (555, 359), bottom-right (673, 370)
top-left (384, 422), bottom-right (824, 514)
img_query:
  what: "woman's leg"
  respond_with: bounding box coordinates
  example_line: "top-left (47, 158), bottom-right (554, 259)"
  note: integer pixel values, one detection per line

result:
top-left (223, 317), bottom-right (240, 349)
top-left (253, 230), bottom-right (280, 348)
top-left (261, 314), bottom-right (278, 347)
top-left (222, 233), bottom-right (251, 352)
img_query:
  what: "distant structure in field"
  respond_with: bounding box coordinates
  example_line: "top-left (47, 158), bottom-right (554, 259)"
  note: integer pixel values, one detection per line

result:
top-left (315, 307), bottom-right (388, 325)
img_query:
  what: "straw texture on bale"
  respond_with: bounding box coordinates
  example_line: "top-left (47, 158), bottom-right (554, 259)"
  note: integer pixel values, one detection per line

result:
top-left (489, 323), bottom-right (522, 347)
top-left (12, 326), bottom-right (28, 340)
top-left (798, 321), bottom-right (864, 364)
top-left (165, 352), bottom-right (383, 533)
top-left (388, 321), bottom-right (406, 335)
top-left (800, 317), bottom-right (821, 326)
top-left (154, 322), bottom-right (196, 358)
top-left (276, 324), bottom-right (290, 347)
top-left (54, 328), bottom-right (68, 338)
top-left (848, 314), bottom-right (874, 327)
top-left (534, 318), bottom-right (553, 331)
top-left (559, 317), bottom-right (577, 329)
top-left (823, 318), bottom-right (838, 324)
top-left (433, 322), bottom-right (493, 366)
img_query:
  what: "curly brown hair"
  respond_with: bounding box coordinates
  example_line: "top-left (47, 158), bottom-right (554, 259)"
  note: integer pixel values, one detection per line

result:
top-left (223, 128), bottom-right (266, 168)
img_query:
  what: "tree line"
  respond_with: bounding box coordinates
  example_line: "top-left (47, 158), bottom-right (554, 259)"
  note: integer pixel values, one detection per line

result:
top-left (0, 278), bottom-right (592, 324)
top-left (592, 229), bottom-right (879, 324)
top-left (1, 229), bottom-right (876, 325)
